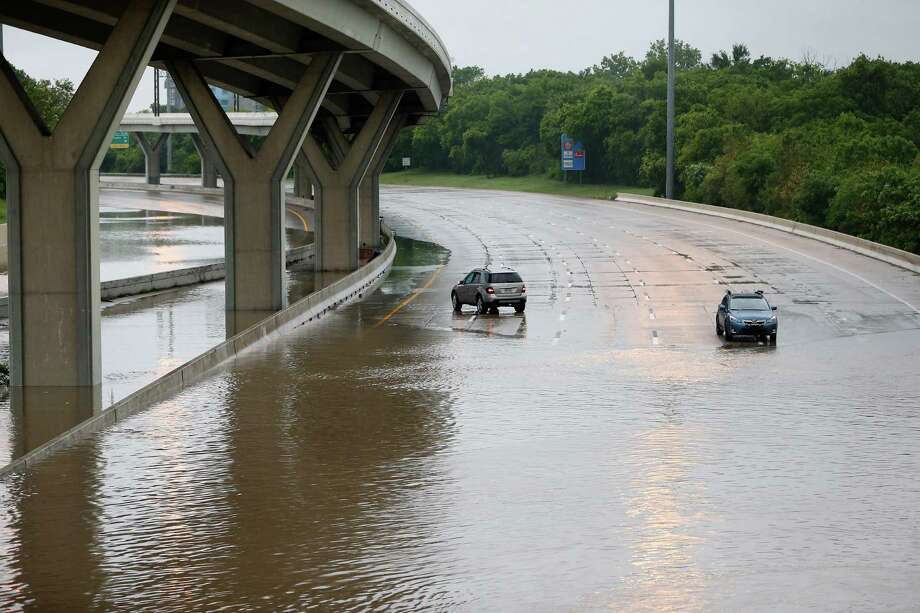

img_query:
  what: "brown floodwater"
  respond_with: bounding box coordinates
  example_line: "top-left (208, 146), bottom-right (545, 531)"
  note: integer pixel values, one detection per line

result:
top-left (1, 187), bottom-right (919, 611)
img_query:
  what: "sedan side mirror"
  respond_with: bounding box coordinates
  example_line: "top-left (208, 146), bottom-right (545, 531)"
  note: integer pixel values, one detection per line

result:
top-left (458, 279), bottom-right (465, 285)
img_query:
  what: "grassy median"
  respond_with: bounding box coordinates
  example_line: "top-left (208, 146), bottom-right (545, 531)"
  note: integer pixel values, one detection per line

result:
top-left (0, 198), bottom-right (6, 224)
top-left (380, 170), bottom-right (653, 201)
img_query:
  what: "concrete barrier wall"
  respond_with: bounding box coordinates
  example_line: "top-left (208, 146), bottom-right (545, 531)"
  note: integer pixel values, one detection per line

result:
top-left (99, 181), bottom-right (315, 209)
top-left (100, 180), bottom-right (223, 197)
top-left (616, 193), bottom-right (920, 275)
top-left (0, 228), bottom-right (396, 478)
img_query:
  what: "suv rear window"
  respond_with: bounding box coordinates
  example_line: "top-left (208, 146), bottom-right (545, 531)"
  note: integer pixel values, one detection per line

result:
top-left (489, 272), bottom-right (522, 284)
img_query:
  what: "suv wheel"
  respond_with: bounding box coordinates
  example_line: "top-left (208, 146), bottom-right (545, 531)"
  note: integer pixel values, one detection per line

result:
top-left (476, 295), bottom-right (487, 315)
top-left (725, 324), bottom-right (734, 341)
top-left (452, 293), bottom-right (462, 312)
top-left (514, 303), bottom-right (525, 314)
top-left (769, 333), bottom-right (777, 345)
top-left (716, 316), bottom-right (723, 336)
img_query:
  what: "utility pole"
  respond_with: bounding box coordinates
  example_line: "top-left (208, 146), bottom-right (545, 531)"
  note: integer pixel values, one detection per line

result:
top-left (153, 67), bottom-right (160, 116)
top-left (0, 24), bottom-right (5, 55)
top-left (666, 0), bottom-right (676, 199)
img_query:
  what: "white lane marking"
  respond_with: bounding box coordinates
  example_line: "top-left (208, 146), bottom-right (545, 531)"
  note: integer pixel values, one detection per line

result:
top-left (649, 309), bottom-right (656, 320)
top-left (619, 204), bottom-right (920, 314)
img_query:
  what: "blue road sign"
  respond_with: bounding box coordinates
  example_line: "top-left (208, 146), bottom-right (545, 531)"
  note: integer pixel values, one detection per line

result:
top-left (561, 134), bottom-right (586, 172)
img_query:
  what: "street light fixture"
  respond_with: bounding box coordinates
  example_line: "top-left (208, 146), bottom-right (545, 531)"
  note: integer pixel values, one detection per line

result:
top-left (666, 0), bottom-right (675, 199)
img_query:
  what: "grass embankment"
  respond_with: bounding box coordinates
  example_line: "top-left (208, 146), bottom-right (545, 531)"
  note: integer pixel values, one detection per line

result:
top-left (381, 170), bottom-right (653, 201)
top-left (0, 198), bottom-right (6, 224)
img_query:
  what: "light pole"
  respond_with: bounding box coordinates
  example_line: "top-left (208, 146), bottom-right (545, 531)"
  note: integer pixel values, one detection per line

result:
top-left (666, 0), bottom-right (676, 199)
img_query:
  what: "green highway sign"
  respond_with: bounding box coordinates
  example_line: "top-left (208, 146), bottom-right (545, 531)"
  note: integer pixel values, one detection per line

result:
top-left (111, 131), bottom-right (130, 150)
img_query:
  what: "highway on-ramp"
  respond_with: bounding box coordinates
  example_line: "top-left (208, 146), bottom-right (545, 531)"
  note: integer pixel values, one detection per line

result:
top-left (1, 186), bottom-right (919, 610)
top-left (100, 186), bottom-right (314, 232)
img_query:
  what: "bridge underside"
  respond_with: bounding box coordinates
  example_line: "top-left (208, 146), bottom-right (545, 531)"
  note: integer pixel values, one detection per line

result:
top-left (0, 0), bottom-right (450, 388)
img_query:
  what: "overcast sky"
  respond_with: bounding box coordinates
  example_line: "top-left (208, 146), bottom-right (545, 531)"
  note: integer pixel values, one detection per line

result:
top-left (2, 0), bottom-right (918, 112)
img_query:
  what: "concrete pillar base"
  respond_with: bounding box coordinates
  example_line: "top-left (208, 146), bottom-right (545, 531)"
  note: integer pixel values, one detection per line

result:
top-left (134, 132), bottom-right (168, 185)
top-left (191, 133), bottom-right (218, 188)
top-left (301, 92), bottom-right (404, 271)
top-left (359, 115), bottom-right (406, 249)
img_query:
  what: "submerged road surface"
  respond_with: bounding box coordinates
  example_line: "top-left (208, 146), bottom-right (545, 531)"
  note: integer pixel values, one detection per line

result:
top-left (1, 186), bottom-right (919, 610)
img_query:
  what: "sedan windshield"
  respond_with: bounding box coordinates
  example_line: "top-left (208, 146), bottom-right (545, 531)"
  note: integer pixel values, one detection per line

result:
top-left (730, 297), bottom-right (770, 311)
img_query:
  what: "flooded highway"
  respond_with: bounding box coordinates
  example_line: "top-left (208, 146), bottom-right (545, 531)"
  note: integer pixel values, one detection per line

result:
top-left (2, 186), bottom-right (920, 610)
top-left (0, 204), bottom-right (314, 463)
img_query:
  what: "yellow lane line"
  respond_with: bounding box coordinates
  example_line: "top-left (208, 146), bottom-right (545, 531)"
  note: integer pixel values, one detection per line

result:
top-left (374, 265), bottom-right (445, 328)
top-left (287, 206), bottom-right (310, 232)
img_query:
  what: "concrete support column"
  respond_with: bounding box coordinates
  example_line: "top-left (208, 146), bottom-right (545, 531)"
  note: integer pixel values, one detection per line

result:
top-left (359, 114), bottom-right (406, 249)
top-left (190, 133), bottom-right (217, 188)
top-left (133, 132), bottom-right (168, 185)
top-left (301, 91), bottom-right (403, 271)
top-left (293, 154), bottom-right (312, 198)
top-left (167, 53), bottom-right (341, 312)
top-left (0, 0), bottom-right (176, 387)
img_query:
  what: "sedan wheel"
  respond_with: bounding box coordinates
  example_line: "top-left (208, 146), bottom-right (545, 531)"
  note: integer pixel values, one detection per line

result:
top-left (476, 295), bottom-right (487, 315)
top-left (452, 293), bottom-right (462, 312)
top-left (716, 316), bottom-right (723, 336)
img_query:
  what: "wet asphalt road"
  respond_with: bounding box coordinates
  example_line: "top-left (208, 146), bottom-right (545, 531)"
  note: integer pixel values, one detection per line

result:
top-left (1, 186), bottom-right (919, 611)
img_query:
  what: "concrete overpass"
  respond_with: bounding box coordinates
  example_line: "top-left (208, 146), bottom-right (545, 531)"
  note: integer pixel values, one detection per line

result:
top-left (118, 112), bottom-right (314, 196)
top-left (0, 0), bottom-right (452, 388)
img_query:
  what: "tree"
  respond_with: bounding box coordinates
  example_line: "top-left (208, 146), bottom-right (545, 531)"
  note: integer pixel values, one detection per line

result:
top-left (1, 67), bottom-right (76, 200)
top-left (451, 66), bottom-right (485, 88)
top-left (592, 52), bottom-right (639, 80)
top-left (642, 39), bottom-right (703, 78)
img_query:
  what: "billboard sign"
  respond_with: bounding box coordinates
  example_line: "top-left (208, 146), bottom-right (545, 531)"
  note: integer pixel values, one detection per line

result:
top-left (561, 134), bottom-right (585, 172)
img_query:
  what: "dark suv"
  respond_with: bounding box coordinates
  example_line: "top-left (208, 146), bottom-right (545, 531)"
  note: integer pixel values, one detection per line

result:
top-left (716, 290), bottom-right (778, 343)
top-left (452, 268), bottom-right (526, 314)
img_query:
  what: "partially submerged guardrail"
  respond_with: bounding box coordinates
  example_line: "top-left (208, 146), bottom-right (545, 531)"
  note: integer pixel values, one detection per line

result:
top-left (616, 193), bottom-right (920, 275)
top-left (0, 228), bottom-right (396, 478)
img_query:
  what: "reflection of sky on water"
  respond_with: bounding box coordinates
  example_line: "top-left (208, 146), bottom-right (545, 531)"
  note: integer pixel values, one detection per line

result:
top-left (98, 208), bottom-right (225, 281)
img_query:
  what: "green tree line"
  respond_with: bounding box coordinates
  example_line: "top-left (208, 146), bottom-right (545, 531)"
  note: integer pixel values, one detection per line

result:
top-left (390, 43), bottom-right (920, 254)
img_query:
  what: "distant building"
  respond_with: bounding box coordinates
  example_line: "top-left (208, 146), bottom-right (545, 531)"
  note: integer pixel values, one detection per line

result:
top-left (163, 75), bottom-right (264, 112)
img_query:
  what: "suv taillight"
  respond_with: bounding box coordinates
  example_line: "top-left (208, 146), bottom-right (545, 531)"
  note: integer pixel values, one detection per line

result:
top-left (486, 287), bottom-right (495, 294)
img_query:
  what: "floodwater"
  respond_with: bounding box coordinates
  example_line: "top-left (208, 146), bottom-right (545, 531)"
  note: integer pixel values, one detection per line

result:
top-left (1, 187), bottom-right (919, 610)
top-left (0, 206), bottom-right (314, 465)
